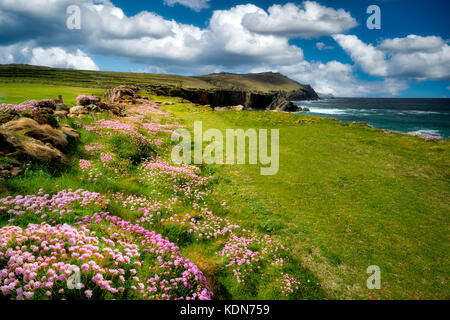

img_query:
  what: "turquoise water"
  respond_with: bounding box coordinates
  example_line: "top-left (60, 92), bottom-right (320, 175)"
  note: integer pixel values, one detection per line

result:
top-left (294, 98), bottom-right (450, 138)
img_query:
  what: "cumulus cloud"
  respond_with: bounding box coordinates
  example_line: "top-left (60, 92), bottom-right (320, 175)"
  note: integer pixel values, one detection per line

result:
top-left (2, 0), bottom-right (445, 96)
top-left (0, 43), bottom-right (99, 70)
top-left (275, 61), bottom-right (407, 97)
top-left (164, 0), bottom-right (210, 12)
top-left (378, 35), bottom-right (446, 54)
top-left (203, 5), bottom-right (303, 67)
top-left (242, 1), bottom-right (357, 39)
top-left (0, 1), bottom-right (304, 70)
top-left (29, 47), bottom-right (99, 70)
top-left (333, 34), bottom-right (450, 80)
top-left (332, 34), bottom-right (388, 77)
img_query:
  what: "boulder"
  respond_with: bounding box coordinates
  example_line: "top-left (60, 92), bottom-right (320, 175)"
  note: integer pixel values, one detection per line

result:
top-left (77, 95), bottom-right (101, 107)
top-left (70, 105), bottom-right (89, 115)
top-left (60, 124), bottom-right (80, 144)
top-left (104, 86), bottom-right (139, 104)
top-left (266, 94), bottom-right (298, 112)
top-left (55, 103), bottom-right (69, 112)
top-left (54, 110), bottom-right (68, 118)
top-left (2, 118), bottom-right (68, 150)
top-left (0, 129), bottom-right (68, 165)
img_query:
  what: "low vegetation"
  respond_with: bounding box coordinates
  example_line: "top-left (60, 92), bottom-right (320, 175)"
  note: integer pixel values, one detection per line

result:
top-left (0, 81), bottom-right (448, 300)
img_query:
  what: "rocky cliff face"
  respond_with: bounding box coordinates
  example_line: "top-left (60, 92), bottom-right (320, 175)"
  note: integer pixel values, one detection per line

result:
top-left (146, 85), bottom-right (318, 112)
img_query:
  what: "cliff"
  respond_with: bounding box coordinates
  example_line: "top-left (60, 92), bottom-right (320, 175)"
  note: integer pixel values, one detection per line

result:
top-left (146, 85), bottom-right (318, 112)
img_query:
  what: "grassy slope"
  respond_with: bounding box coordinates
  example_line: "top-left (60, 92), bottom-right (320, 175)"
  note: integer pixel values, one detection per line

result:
top-left (0, 84), bottom-right (326, 300)
top-left (0, 65), bottom-right (305, 92)
top-left (159, 99), bottom-right (450, 300)
top-left (0, 83), bottom-right (105, 106)
top-left (1, 83), bottom-right (449, 300)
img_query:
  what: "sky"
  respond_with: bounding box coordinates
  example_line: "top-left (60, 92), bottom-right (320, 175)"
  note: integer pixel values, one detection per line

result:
top-left (0, 0), bottom-right (449, 97)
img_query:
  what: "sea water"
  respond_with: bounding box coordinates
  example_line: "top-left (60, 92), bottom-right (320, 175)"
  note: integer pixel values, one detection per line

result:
top-left (294, 98), bottom-right (450, 138)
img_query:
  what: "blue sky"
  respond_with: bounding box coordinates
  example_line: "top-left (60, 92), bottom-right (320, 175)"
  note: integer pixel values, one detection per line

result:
top-left (0, 0), bottom-right (449, 97)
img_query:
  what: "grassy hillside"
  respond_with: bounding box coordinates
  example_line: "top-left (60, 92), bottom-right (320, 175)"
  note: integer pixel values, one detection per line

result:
top-left (194, 72), bottom-right (305, 92)
top-left (0, 64), bottom-right (306, 92)
top-left (157, 97), bottom-right (450, 300)
top-left (1, 82), bottom-right (449, 300)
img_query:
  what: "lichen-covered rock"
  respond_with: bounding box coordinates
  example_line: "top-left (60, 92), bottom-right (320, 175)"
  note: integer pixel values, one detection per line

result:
top-left (2, 118), bottom-right (68, 150)
top-left (104, 85), bottom-right (139, 104)
top-left (0, 129), bottom-right (68, 165)
top-left (76, 95), bottom-right (101, 107)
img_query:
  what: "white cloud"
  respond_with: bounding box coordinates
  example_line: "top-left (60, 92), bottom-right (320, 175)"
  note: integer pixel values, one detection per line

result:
top-left (242, 1), bottom-right (357, 39)
top-left (333, 34), bottom-right (450, 81)
top-left (316, 42), bottom-right (334, 51)
top-left (0, 43), bottom-right (99, 70)
top-left (332, 34), bottom-right (388, 77)
top-left (378, 35), bottom-right (446, 53)
top-left (0, 0), bottom-right (444, 97)
top-left (204, 5), bottom-right (303, 66)
top-left (275, 60), bottom-right (407, 97)
top-left (29, 47), bottom-right (99, 70)
top-left (164, 0), bottom-right (210, 12)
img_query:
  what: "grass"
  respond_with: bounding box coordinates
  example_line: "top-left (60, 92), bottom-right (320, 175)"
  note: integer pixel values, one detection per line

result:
top-left (0, 83), bottom-right (105, 106)
top-left (1, 82), bottom-right (449, 300)
top-left (0, 64), bottom-right (306, 92)
top-left (160, 99), bottom-right (450, 300)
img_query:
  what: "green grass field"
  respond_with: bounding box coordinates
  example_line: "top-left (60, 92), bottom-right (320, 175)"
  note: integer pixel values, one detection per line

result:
top-left (0, 83), bottom-right (105, 106)
top-left (1, 83), bottom-right (449, 300)
top-left (160, 99), bottom-right (450, 300)
top-left (0, 64), bottom-right (306, 92)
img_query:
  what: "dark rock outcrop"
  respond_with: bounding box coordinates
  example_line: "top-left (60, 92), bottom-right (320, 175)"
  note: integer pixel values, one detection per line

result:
top-left (146, 85), bottom-right (318, 111)
top-left (104, 85), bottom-right (139, 104)
top-left (0, 128), bottom-right (68, 166)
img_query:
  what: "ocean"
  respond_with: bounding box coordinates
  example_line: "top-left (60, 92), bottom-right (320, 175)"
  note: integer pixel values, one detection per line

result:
top-left (294, 98), bottom-right (450, 139)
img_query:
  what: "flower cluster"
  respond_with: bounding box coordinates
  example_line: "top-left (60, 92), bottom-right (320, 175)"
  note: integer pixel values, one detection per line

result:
top-left (0, 102), bottom-right (39, 115)
top-left (217, 231), bottom-right (298, 292)
top-left (138, 157), bottom-right (210, 202)
top-left (84, 119), bottom-right (151, 148)
top-left (0, 188), bottom-right (108, 220)
top-left (84, 143), bottom-right (104, 153)
top-left (0, 188), bottom-right (212, 300)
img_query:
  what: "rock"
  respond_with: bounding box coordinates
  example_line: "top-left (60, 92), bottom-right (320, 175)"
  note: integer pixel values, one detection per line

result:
top-left (161, 102), bottom-right (175, 105)
top-left (35, 99), bottom-right (58, 110)
top-left (77, 95), bottom-right (101, 107)
top-left (70, 105), bottom-right (89, 115)
top-left (146, 85), bottom-right (318, 112)
top-left (266, 94), bottom-right (298, 112)
top-left (104, 85), bottom-right (139, 104)
top-left (0, 129), bottom-right (68, 165)
top-left (2, 118), bottom-right (68, 150)
top-left (214, 107), bottom-right (231, 111)
top-left (232, 105), bottom-right (244, 111)
top-left (55, 103), bottom-right (69, 112)
top-left (60, 124), bottom-right (80, 144)
top-left (54, 110), bottom-right (68, 117)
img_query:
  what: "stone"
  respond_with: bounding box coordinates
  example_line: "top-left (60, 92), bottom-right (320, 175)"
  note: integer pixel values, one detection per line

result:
top-left (0, 129), bottom-right (68, 165)
top-left (2, 118), bottom-right (68, 150)
top-left (55, 103), bottom-right (69, 112)
top-left (54, 111), bottom-right (68, 117)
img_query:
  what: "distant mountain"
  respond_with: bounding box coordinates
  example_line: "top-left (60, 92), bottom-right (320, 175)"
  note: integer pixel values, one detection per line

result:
top-left (195, 71), bottom-right (309, 92)
top-left (0, 64), bottom-right (316, 94)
